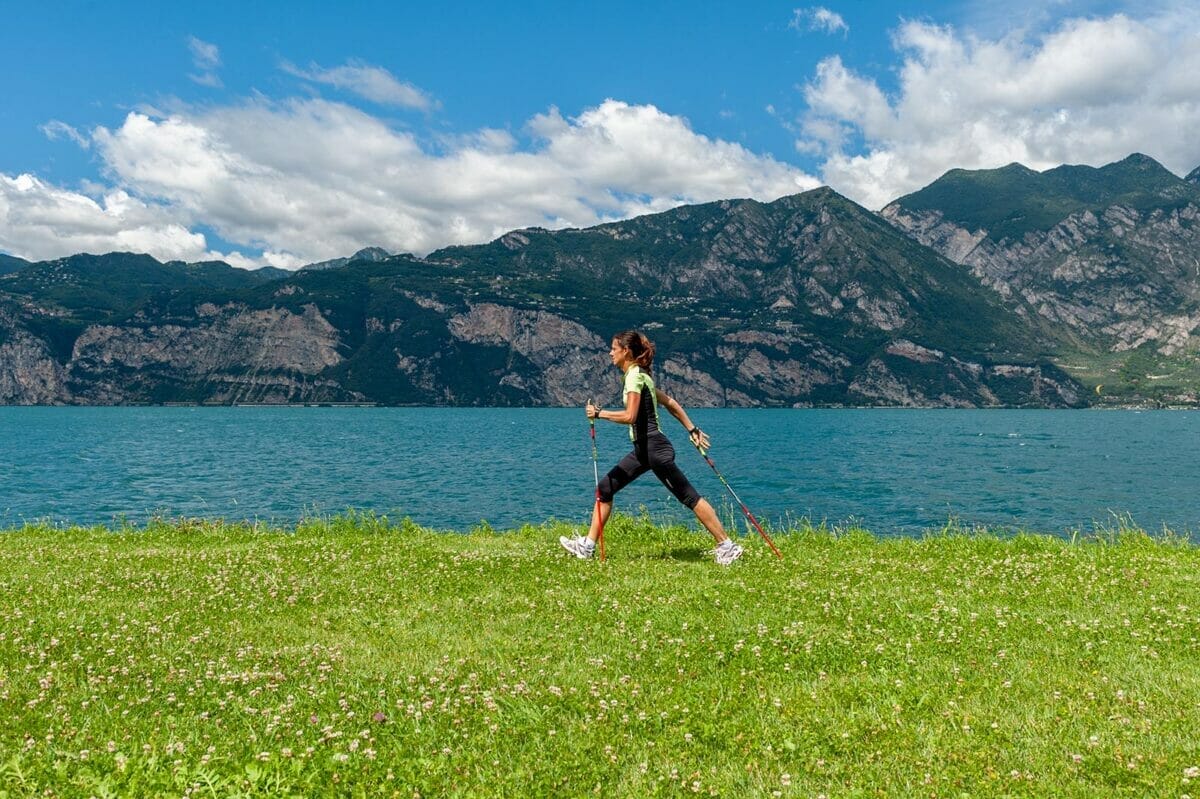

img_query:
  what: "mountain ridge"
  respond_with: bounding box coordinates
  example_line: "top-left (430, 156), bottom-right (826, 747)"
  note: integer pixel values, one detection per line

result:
top-left (0, 187), bottom-right (1083, 408)
top-left (886, 153), bottom-right (1198, 244)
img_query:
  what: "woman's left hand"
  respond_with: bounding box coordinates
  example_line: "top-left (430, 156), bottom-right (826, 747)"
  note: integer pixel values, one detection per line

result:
top-left (689, 427), bottom-right (711, 450)
top-left (586, 401), bottom-right (601, 420)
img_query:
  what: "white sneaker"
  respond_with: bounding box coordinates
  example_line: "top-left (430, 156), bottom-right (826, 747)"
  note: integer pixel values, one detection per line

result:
top-left (715, 541), bottom-right (743, 566)
top-left (559, 535), bottom-right (595, 559)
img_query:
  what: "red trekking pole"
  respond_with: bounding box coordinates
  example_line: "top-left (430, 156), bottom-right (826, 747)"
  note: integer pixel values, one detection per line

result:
top-left (691, 436), bottom-right (782, 559)
top-left (590, 404), bottom-right (606, 561)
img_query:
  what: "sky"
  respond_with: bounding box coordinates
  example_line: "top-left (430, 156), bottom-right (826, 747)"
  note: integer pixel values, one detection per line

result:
top-left (2, 0), bottom-right (1198, 268)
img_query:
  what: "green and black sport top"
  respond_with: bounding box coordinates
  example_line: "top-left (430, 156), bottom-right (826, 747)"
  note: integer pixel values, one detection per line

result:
top-left (622, 364), bottom-right (660, 442)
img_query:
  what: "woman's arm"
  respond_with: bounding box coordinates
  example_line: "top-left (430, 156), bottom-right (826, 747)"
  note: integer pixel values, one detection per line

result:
top-left (656, 389), bottom-right (711, 449)
top-left (587, 391), bottom-right (639, 425)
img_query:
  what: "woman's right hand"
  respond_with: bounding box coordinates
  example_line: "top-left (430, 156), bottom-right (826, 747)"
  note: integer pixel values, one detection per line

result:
top-left (586, 400), bottom-right (600, 420)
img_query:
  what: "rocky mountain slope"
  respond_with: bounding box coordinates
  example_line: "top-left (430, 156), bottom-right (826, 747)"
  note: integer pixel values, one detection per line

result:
top-left (882, 154), bottom-right (1200, 403)
top-left (0, 188), bottom-right (1081, 407)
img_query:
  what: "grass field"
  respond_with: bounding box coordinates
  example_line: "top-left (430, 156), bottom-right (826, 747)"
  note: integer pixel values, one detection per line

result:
top-left (2, 513), bottom-right (1199, 797)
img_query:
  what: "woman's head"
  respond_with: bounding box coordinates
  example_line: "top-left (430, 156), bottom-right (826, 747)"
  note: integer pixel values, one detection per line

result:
top-left (611, 330), bottom-right (655, 371)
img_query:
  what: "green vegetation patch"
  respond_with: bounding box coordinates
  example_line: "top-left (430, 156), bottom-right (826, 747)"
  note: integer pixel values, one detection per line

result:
top-left (1055, 344), bottom-right (1200, 406)
top-left (2, 515), bottom-right (1199, 797)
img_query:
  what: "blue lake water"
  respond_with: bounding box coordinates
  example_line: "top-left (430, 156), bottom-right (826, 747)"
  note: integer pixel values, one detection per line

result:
top-left (0, 407), bottom-right (1197, 537)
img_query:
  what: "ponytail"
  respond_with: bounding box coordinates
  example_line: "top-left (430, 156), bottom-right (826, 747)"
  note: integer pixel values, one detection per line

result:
top-left (614, 329), bottom-right (655, 371)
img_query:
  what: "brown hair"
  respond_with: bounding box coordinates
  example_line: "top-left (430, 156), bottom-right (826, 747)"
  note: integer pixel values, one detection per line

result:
top-left (614, 330), bottom-right (655, 371)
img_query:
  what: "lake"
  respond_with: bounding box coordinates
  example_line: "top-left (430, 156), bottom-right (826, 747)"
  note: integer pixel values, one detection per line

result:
top-left (1, 407), bottom-right (1196, 536)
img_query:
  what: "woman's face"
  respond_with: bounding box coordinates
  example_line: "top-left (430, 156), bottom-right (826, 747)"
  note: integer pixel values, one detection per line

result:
top-left (609, 338), bottom-right (630, 368)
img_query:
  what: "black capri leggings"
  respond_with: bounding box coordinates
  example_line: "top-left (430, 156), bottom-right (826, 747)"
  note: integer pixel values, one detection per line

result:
top-left (597, 433), bottom-right (702, 510)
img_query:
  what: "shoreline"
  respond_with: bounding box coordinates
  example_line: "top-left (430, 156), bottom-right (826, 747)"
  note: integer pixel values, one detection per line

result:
top-left (2, 513), bottom-right (1193, 545)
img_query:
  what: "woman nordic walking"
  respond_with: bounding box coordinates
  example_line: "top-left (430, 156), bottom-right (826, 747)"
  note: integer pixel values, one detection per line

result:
top-left (559, 330), bottom-right (744, 565)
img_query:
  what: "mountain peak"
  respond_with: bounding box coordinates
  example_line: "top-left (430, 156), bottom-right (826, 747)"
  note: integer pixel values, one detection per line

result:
top-left (350, 247), bottom-right (391, 262)
top-left (796, 184), bottom-right (838, 199)
top-left (1098, 152), bottom-right (1177, 180)
top-left (1116, 152), bottom-right (1160, 166)
top-left (300, 246), bottom-right (392, 272)
top-left (935, 161), bottom-right (1038, 183)
top-left (1186, 165), bottom-right (1200, 185)
top-left (766, 185), bottom-right (865, 216)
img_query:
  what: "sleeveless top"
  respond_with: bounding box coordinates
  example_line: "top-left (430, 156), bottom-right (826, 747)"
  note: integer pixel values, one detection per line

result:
top-left (622, 365), bottom-right (660, 442)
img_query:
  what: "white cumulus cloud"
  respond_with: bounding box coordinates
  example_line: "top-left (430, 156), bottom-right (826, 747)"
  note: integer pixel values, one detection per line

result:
top-left (4, 98), bottom-right (818, 266)
top-left (800, 11), bottom-right (1200, 208)
top-left (0, 172), bottom-right (235, 263)
top-left (282, 60), bottom-right (435, 110)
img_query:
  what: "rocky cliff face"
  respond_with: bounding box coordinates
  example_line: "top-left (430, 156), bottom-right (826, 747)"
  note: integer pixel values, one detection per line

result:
top-left (848, 339), bottom-right (1079, 407)
top-left (446, 303), bottom-right (612, 405)
top-left (881, 202), bottom-right (1200, 355)
top-left (65, 303), bottom-right (352, 404)
top-left (0, 305), bottom-right (72, 404)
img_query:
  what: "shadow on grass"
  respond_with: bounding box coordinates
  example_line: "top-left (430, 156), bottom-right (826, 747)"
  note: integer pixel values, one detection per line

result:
top-left (651, 547), bottom-right (708, 562)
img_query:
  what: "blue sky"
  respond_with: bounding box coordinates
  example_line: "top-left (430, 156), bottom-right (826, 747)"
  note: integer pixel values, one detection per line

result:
top-left (2, 0), bottom-right (1197, 266)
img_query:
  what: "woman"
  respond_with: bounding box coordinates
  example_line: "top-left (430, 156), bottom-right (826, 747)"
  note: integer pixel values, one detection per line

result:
top-left (559, 330), bottom-right (744, 565)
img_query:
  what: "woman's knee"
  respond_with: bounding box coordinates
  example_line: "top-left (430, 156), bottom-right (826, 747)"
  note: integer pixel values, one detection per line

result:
top-left (654, 467), bottom-right (701, 509)
top-left (597, 474), bottom-right (616, 503)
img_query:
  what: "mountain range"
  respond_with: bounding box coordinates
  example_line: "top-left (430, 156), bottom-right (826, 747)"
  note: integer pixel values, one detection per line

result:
top-left (2, 153), bottom-right (1199, 407)
top-left (882, 153), bottom-right (1200, 404)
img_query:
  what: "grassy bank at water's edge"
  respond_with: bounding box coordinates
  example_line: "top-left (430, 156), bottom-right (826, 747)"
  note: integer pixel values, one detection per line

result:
top-left (2, 514), bottom-right (1199, 797)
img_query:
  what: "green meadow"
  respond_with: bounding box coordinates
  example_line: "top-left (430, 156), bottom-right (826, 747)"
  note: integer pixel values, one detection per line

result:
top-left (2, 514), bottom-right (1199, 798)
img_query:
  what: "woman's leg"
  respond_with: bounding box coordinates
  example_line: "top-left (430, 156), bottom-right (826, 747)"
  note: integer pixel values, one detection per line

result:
top-left (589, 450), bottom-right (648, 542)
top-left (690, 498), bottom-right (729, 544)
top-left (587, 500), bottom-right (612, 543)
top-left (648, 436), bottom-right (730, 544)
